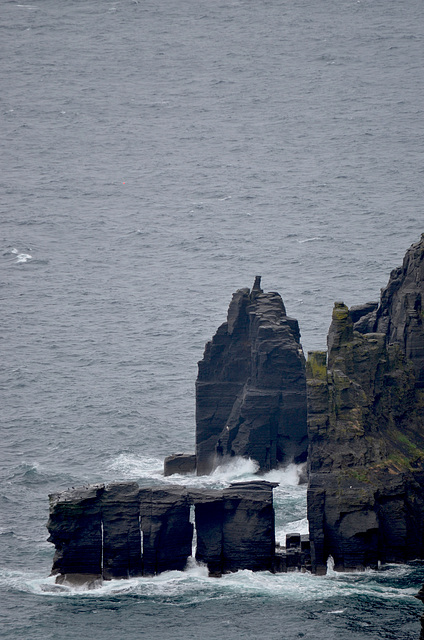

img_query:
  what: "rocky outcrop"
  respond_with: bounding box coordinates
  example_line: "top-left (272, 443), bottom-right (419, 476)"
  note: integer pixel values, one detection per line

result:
top-left (48, 484), bottom-right (104, 581)
top-left (195, 276), bottom-right (308, 475)
top-left (219, 481), bottom-right (276, 573)
top-left (48, 483), bottom-right (191, 583)
top-left (354, 233), bottom-right (424, 387)
top-left (163, 453), bottom-right (196, 476)
top-left (47, 480), bottom-right (279, 582)
top-left (306, 235), bottom-right (424, 573)
top-left (48, 236), bottom-right (424, 583)
top-left (194, 480), bottom-right (278, 575)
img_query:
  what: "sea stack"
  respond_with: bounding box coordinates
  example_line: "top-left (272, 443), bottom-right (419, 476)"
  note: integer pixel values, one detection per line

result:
top-left (195, 277), bottom-right (308, 475)
top-left (47, 480), bottom-right (279, 581)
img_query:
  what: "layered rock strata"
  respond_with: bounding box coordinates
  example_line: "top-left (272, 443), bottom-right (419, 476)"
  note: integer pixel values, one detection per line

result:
top-left (307, 235), bottom-right (424, 573)
top-left (47, 480), bottom-right (278, 582)
top-left (354, 233), bottom-right (424, 387)
top-left (195, 276), bottom-right (308, 475)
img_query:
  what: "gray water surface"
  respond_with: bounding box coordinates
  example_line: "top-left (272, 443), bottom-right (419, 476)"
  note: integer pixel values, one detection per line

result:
top-left (1, 0), bottom-right (424, 637)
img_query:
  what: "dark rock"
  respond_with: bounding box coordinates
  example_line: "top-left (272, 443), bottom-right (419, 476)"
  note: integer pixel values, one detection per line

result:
top-left (286, 533), bottom-right (301, 549)
top-left (196, 278), bottom-right (307, 474)
top-left (349, 301), bottom-right (379, 325)
top-left (101, 482), bottom-right (142, 579)
top-left (306, 238), bottom-right (424, 574)
top-left (300, 535), bottom-right (311, 570)
top-left (139, 486), bottom-right (193, 575)
top-left (273, 547), bottom-right (287, 572)
top-left (164, 453), bottom-right (196, 476)
top-left (221, 481), bottom-right (277, 573)
top-left (355, 234), bottom-right (424, 387)
top-left (193, 489), bottom-right (224, 576)
top-left (48, 481), bottom-right (280, 580)
top-left (281, 533), bottom-right (311, 572)
top-left (47, 484), bottom-right (105, 578)
top-left (192, 481), bottom-right (278, 575)
top-left (47, 482), bottom-right (144, 582)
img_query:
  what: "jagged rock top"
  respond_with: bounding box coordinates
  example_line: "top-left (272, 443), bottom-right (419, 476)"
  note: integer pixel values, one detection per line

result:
top-left (196, 277), bottom-right (307, 474)
top-left (353, 234), bottom-right (424, 386)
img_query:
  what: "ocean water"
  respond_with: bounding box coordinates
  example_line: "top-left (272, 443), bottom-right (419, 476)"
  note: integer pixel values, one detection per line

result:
top-left (1, 0), bottom-right (424, 637)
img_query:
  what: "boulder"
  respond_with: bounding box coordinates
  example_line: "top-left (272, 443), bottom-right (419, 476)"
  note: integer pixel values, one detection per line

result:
top-left (164, 453), bottom-right (196, 476)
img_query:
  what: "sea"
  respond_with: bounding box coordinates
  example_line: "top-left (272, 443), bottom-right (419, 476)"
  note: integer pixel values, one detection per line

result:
top-left (1, 0), bottom-right (424, 638)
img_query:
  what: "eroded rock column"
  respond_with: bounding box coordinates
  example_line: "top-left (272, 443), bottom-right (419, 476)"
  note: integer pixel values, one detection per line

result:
top-left (139, 486), bottom-right (193, 575)
top-left (47, 484), bottom-right (104, 582)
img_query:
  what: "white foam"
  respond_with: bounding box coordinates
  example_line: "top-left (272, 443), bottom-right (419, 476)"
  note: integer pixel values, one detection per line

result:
top-left (326, 555), bottom-right (336, 575)
top-left (209, 456), bottom-right (259, 482)
top-left (276, 517), bottom-right (309, 545)
top-left (262, 462), bottom-right (306, 486)
top-left (4, 562), bottom-right (417, 604)
top-left (107, 453), bottom-right (164, 479)
top-left (16, 253), bottom-right (32, 263)
top-left (184, 557), bottom-right (209, 577)
top-left (297, 237), bottom-right (321, 244)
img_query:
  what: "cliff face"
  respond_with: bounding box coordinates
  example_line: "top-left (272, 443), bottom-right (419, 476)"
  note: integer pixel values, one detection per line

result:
top-left (307, 235), bottom-right (424, 573)
top-left (195, 277), bottom-right (308, 475)
top-left (354, 233), bottom-right (424, 387)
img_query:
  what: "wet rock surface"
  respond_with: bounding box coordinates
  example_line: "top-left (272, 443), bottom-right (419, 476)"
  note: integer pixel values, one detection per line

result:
top-left (48, 484), bottom-right (105, 577)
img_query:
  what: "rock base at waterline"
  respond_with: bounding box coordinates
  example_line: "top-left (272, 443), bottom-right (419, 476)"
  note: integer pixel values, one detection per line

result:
top-left (47, 480), bottom-right (280, 582)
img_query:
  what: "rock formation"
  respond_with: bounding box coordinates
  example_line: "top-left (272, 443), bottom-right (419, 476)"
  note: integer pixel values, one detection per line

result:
top-left (306, 235), bottom-right (424, 573)
top-left (139, 485), bottom-right (193, 575)
top-left (195, 276), bottom-right (308, 475)
top-left (163, 453), bottom-right (196, 476)
top-left (353, 234), bottom-right (424, 387)
top-left (48, 484), bottom-right (104, 582)
top-left (47, 480), bottom-right (279, 582)
top-left (193, 480), bottom-right (278, 575)
top-left (47, 235), bottom-right (424, 587)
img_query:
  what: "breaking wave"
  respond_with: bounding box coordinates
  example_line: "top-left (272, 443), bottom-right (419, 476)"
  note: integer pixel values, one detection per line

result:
top-left (4, 563), bottom-right (420, 605)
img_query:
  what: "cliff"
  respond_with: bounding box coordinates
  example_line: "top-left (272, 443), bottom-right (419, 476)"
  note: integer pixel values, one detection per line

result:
top-left (195, 276), bottom-right (308, 474)
top-left (307, 234), bottom-right (424, 573)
